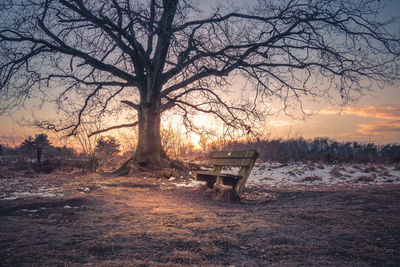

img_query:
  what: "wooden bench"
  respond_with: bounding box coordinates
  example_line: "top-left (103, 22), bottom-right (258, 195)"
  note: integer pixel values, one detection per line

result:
top-left (196, 150), bottom-right (259, 195)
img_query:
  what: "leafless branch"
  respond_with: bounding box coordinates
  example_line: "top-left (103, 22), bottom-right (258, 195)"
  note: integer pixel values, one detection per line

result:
top-left (88, 121), bottom-right (138, 137)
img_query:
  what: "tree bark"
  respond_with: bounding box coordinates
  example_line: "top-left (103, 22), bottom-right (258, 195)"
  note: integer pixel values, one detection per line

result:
top-left (134, 97), bottom-right (167, 163)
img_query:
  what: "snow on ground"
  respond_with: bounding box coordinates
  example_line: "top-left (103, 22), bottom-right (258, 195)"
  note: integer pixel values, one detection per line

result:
top-left (1, 162), bottom-right (399, 200)
top-left (173, 162), bottom-right (400, 189)
top-left (246, 162), bottom-right (400, 188)
top-left (0, 175), bottom-right (64, 200)
top-left (1, 190), bottom-right (62, 201)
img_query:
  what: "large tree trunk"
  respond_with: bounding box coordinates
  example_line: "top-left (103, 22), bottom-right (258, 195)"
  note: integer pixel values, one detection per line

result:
top-left (114, 95), bottom-right (189, 176)
top-left (134, 97), bottom-right (167, 163)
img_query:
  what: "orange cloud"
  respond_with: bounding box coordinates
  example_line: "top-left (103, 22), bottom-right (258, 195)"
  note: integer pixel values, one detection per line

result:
top-left (320, 104), bottom-right (400, 140)
top-left (320, 104), bottom-right (400, 120)
top-left (357, 120), bottom-right (400, 136)
top-left (0, 135), bottom-right (25, 147)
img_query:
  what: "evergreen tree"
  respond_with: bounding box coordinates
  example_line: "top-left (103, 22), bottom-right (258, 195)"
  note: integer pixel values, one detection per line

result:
top-left (95, 136), bottom-right (121, 158)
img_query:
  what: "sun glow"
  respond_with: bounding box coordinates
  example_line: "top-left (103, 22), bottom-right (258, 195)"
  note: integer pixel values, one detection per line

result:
top-left (189, 134), bottom-right (202, 150)
top-left (162, 112), bottom-right (221, 149)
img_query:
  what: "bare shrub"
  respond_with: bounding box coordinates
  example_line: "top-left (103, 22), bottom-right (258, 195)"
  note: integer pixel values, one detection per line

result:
top-left (300, 176), bottom-right (322, 182)
top-left (379, 169), bottom-right (391, 177)
top-left (316, 163), bottom-right (325, 169)
top-left (364, 165), bottom-right (377, 173)
top-left (166, 249), bottom-right (201, 264)
top-left (352, 164), bottom-right (362, 170)
top-left (87, 155), bottom-right (99, 172)
top-left (215, 185), bottom-right (241, 203)
top-left (330, 166), bottom-right (343, 178)
top-left (197, 183), bottom-right (240, 203)
top-left (354, 174), bottom-right (376, 183)
top-left (197, 183), bottom-right (214, 194)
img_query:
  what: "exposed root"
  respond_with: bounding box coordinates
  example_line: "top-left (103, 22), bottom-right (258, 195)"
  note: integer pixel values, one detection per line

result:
top-left (112, 157), bottom-right (191, 180)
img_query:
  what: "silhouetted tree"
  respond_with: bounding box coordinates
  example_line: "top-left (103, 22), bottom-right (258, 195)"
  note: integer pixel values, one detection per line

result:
top-left (95, 136), bottom-right (121, 158)
top-left (20, 136), bottom-right (36, 156)
top-left (19, 133), bottom-right (51, 161)
top-left (1, 0), bottom-right (399, 165)
top-left (34, 133), bottom-right (51, 149)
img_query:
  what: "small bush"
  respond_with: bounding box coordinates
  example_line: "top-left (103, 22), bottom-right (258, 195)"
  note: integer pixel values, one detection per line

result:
top-left (300, 176), bottom-right (322, 182)
top-left (354, 174), bottom-right (376, 183)
top-left (197, 183), bottom-right (241, 203)
top-left (330, 166), bottom-right (343, 178)
top-left (364, 165), bottom-right (377, 173)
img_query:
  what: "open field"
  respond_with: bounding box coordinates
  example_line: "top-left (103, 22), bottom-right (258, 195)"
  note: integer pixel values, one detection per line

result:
top-left (1, 163), bottom-right (400, 266)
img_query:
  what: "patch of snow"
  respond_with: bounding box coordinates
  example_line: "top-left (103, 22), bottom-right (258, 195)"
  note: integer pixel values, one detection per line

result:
top-left (246, 162), bottom-right (400, 188)
top-left (21, 209), bottom-right (38, 213)
top-left (0, 176), bottom-right (64, 200)
top-left (173, 162), bottom-right (400, 189)
top-left (1, 190), bottom-right (62, 200)
top-left (174, 179), bottom-right (205, 188)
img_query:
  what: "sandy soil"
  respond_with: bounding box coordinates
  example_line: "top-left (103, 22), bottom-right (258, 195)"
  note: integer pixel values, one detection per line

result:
top-left (1, 170), bottom-right (400, 266)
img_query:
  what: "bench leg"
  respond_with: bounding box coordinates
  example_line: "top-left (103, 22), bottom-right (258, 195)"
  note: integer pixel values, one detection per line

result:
top-left (232, 189), bottom-right (240, 201)
top-left (234, 180), bottom-right (243, 194)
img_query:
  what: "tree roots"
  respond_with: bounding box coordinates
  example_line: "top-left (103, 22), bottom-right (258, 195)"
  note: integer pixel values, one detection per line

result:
top-left (113, 157), bottom-right (191, 179)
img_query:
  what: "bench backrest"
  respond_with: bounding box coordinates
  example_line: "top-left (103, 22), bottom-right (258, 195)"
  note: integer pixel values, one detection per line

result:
top-left (209, 150), bottom-right (259, 167)
top-left (209, 149), bottom-right (259, 193)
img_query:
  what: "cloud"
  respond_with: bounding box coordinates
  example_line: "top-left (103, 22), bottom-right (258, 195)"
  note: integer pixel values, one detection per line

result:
top-left (268, 120), bottom-right (291, 127)
top-left (320, 104), bottom-right (400, 140)
top-left (320, 104), bottom-right (400, 120)
top-left (357, 120), bottom-right (400, 136)
top-left (0, 135), bottom-right (25, 147)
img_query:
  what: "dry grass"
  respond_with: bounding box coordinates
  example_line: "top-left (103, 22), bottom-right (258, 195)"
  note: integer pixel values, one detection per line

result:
top-left (1, 171), bottom-right (400, 266)
top-left (196, 183), bottom-right (241, 203)
top-left (354, 173), bottom-right (377, 183)
top-left (379, 169), bottom-right (391, 177)
top-left (329, 165), bottom-right (343, 178)
top-left (364, 165), bottom-right (377, 173)
top-left (300, 176), bottom-right (322, 182)
top-left (394, 164), bottom-right (400, 171)
top-left (316, 163), bottom-right (325, 169)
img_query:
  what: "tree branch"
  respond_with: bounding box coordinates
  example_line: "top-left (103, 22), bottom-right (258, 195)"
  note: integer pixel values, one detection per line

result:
top-left (88, 122), bottom-right (138, 137)
top-left (121, 100), bottom-right (139, 110)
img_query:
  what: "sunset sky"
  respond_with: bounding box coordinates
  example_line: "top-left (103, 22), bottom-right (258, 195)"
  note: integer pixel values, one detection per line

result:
top-left (0, 0), bottom-right (399, 147)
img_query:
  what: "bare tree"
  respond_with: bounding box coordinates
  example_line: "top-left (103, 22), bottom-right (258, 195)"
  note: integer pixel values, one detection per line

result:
top-left (1, 0), bottom-right (399, 165)
top-left (161, 123), bottom-right (184, 158)
top-left (117, 128), bottom-right (138, 155)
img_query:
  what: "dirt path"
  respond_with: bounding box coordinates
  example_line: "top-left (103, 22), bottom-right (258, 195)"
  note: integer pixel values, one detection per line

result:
top-left (1, 173), bottom-right (400, 266)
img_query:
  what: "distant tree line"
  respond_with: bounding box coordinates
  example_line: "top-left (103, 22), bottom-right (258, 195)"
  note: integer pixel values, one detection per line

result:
top-left (0, 134), bottom-right (123, 160)
top-left (218, 137), bottom-right (400, 163)
top-left (0, 133), bottom-right (124, 171)
top-left (0, 134), bottom-right (75, 159)
top-left (2, 133), bottom-right (399, 164)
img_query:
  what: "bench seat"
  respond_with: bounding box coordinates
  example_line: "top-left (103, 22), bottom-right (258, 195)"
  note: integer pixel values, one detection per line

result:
top-left (196, 171), bottom-right (242, 186)
top-left (195, 149), bottom-right (259, 195)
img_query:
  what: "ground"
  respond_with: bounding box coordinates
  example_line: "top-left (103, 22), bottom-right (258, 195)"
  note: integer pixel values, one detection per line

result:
top-left (1, 163), bottom-right (400, 266)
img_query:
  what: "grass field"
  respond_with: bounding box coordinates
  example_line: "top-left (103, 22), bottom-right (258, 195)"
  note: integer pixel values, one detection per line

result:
top-left (1, 166), bottom-right (400, 266)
